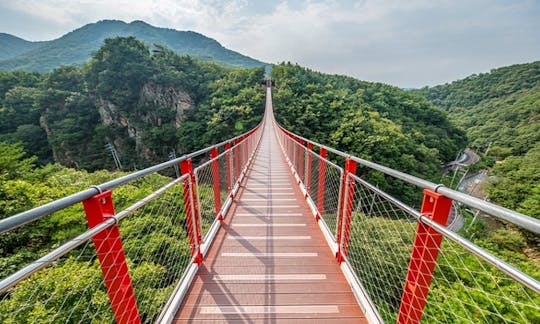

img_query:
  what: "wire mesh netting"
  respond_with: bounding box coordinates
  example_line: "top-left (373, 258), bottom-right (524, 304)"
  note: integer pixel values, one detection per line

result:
top-left (0, 176), bottom-right (192, 323)
top-left (307, 152), bottom-right (342, 238)
top-left (345, 174), bottom-right (417, 323)
top-left (117, 179), bottom-right (191, 322)
top-left (195, 161), bottom-right (219, 238)
top-left (345, 173), bottom-right (540, 323)
top-left (0, 241), bottom-right (113, 323)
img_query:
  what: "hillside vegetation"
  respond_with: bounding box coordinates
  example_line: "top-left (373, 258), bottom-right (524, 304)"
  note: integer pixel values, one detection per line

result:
top-left (271, 63), bottom-right (466, 202)
top-left (0, 37), bottom-right (265, 170)
top-left (0, 36), bottom-right (266, 322)
top-left (0, 20), bottom-right (266, 72)
top-left (416, 61), bottom-right (540, 220)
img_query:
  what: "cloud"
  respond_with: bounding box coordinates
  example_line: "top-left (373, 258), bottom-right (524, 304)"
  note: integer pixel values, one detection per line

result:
top-left (0, 0), bottom-right (539, 87)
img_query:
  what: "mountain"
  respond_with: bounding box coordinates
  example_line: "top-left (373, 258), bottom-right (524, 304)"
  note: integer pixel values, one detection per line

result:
top-left (0, 20), bottom-right (266, 71)
top-left (415, 61), bottom-right (540, 159)
top-left (0, 33), bottom-right (42, 60)
top-left (416, 61), bottom-right (540, 221)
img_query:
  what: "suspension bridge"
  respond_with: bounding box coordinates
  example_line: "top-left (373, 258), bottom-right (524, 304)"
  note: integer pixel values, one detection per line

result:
top-left (0, 83), bottom-right (539, 323)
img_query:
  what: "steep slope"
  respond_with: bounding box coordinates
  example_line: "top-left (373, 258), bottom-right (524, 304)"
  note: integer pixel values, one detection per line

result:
top-left (416, 61), bottom-right (540, 221)
top-left (416, 61), bottom-right (540, 159)
top-left (0, 20), bottom-right (266, 71)
top-left (0, 37), bottom-right (265, 170)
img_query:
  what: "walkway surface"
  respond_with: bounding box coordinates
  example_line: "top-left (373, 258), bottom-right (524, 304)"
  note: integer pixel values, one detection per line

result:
top-left (174, 88), bottom-right (366, 323)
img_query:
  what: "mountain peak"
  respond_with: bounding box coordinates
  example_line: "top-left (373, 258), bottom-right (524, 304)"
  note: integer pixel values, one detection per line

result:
top-left (0, 20), bottom-right (266, 72)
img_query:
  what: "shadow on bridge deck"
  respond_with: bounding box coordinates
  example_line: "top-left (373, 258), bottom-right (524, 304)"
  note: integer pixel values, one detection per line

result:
top-left (173, 97), bottom-right (366, 322)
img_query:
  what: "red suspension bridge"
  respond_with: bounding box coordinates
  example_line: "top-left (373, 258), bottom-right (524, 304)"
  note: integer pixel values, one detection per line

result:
top-left (0, 83), bottom-right (539, 323)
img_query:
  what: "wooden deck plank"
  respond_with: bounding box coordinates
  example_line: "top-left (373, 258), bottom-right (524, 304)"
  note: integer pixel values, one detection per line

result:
top-left (173, 92), bottom-right (364, 322)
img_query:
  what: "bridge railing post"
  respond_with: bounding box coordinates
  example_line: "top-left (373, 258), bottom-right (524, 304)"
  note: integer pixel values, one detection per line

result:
top-left (180, 158), bottom-right (203, 264)
top-left (82, 191), bottom-right (141, 324)
top-left (397, 189), bottom-right (452, 324)
top-left (210, 147), bottom-right (222, 220)
top-left (316, 147), bottom-right (328, 220)
top-left (225, 142), bottom-right (232, 191)
top-left (336, 158), bottom-right (356, 263)
top-left (305, 142), bottom-right (313, 191)
top-left (233, 139), bottom-right (240, 182)
top-left (298, 139), bottom-right (305, 183)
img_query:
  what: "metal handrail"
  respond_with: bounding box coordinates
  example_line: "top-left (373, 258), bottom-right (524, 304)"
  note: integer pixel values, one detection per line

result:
top-left (0, 123), bottom-right (262, 235)
top-left (0, 174), bottom-right (187, 293)
top-left (274, 123), bottom-right (540, 235)
top-left (348, 173), bottom-right (540, 295)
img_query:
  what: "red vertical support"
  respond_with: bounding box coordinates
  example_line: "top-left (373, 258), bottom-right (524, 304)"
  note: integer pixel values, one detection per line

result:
top-left (336, 158), bottom-right (356, 263)
top-left (210, 147), bottom-right (222, 220)
top-left (82, 191), bottom-right (140, 324)
top-left (225, 142), bottom-right (232, 190)
top-left (298, 139), bottom-right (305, 182)
top-left (305, 142), bottom-right (313, 191)
top-left (180, 158), bottom-right (202, 264)
top-left (316, 147), bottom-right (328, 220)
top-left (397, 190), bottom-right (452, 324)
top-left (233, 139), bottom-right (240, 181)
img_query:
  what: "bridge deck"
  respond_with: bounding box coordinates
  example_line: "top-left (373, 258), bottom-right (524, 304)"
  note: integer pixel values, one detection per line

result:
top-left (174, 90), bottom-right (365, 323)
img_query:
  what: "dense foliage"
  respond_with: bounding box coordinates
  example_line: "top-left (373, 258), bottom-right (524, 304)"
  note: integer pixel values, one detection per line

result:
top-left (0, 35), bottom-right (266, 321)
top-left (271, 63), bottom-right (466, 202)
top-left (416, 62), bottom-right (539, 321)
top-left (0, 36), bottom-right (265, 170)
top-left (417, 61), bottom-right (540, 220)
top-left (0, 20), bottom-right (266, 72)
top-left (0, 143), bottom-right (192, 322)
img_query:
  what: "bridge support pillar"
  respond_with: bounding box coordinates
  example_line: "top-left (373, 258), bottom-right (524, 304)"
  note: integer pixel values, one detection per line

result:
top-left (210, 147), bottom-right (222, 220)
top-left (316, 147), bottom-right (327, 220)
top-left (305, 142), bottom-right (313, 192)
top-left (180, 158), bottom-right (203, 264)
top-left (225, 142), bottom-right (232, 191)
top-left (233, 139), bottom-right (240, 182)
top-left (397, 189), bottom-right (452, 324)
top-left (83, 191), bottom-right (141, 324)
top-left (336, 158), bottom-right (356, 263)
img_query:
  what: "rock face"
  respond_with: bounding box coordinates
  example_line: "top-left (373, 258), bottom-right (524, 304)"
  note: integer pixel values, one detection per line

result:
top-left (140, 83), bottom-right (192, 128)
top-left (95, 83), bottom-right (192, 163)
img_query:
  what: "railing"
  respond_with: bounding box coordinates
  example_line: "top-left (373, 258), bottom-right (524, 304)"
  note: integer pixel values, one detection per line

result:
top-left (0, 122), bottom-right (263, 323)
top-left (274, 120), bottom-right (540, 323)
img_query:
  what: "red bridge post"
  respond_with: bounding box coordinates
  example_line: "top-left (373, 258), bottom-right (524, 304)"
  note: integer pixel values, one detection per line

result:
top-left (233, 139), bottom-right (240, 182)
top-left (225, 142), bottom-right (232, 190)
top-left (210, 147), bottom-right (222, 220)
top-left (82, 191), bottom-right (141, 324)
top-left (180, 158), bottom-right (202, 264)
top-left (336, 158), bottom-right (356, 263)
top-left (316, 147), bottom-right (327, 220)
top-left (298, 139), bottom-right (305, 182)
top-left (305, 142), bottom-right (313, 191)
top-left (397, 189), bottom-right (452, 324)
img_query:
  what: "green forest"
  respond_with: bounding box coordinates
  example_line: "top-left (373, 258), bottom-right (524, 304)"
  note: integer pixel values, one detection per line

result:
top-left (0, 36), bottom-right (265, 322)
top-left (416, 61), bottom-right (540, 220)
top-left (270, 63), bottom-right (466, 203)
top-left (270, 63), bottom-right (539, 322)
top-left (0, 36), bottom-right (538, 322)
top-left (0, 36), bottom-right (265, 170)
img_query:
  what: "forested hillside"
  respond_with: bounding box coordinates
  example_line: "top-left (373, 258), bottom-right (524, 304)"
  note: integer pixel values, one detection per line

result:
top-left (416, 61), bottom-right (539, 220)
top-left (0, 36), bottom-right (265, 322)
top-left (0, 20), bottom-right (266, 72)
top-left (0, 37), bottom-right (265, 171)
top-left (271, 63), bottom-right (466, 202)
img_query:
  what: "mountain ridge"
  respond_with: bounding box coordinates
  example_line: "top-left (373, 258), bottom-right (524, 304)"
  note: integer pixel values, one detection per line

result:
top-left (0, 20), bottom-right (266, 71)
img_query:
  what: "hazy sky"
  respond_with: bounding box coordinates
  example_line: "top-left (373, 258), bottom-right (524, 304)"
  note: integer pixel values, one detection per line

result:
top-left (1, 0), bottom-right (539, 87)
